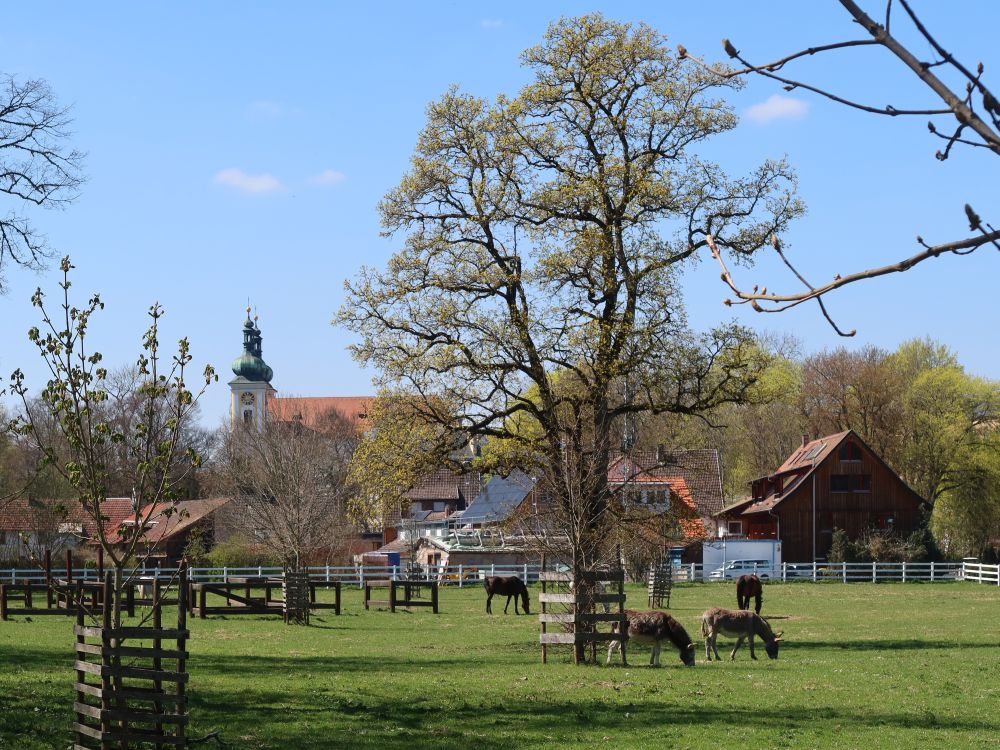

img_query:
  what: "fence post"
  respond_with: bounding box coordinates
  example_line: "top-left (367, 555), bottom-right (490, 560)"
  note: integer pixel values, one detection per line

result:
top-left (523, 563), bottom-right (529, 583)
top-left (458, 564), bottom-right (463, 588)
top-left (872, 562), bottom-right (877, 583)
top-left (842, 562), bottom-right (847, 583)
top-left (359, 565), bottom-right (365, 590)
top-left (782, 562), bottom-right (787, 583)
top-left (691, 563), bottom-right (696, 581)
top-left (902, 561), bottom-right (906, 583)
top-left (325, 565), bottom-right (330, 583)
top-left (491, 563), bottom-right (495, 577)
top-left (223, 566), bottom-right (228, 583)
top-left (392, 565), bottom-right (398, 581)
top-left (930, 560), bottom-right (935, 582)
top-left (812, 562), bottom-right (817, 583)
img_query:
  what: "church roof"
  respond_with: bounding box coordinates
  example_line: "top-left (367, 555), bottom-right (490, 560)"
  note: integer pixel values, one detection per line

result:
top-left (268, 396), bottom-right (372, 430)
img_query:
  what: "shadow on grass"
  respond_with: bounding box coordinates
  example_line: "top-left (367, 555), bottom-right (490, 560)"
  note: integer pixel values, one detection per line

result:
top-left (187, 688), bottom-right (1000, 749)
top-left (781, 638), bottom-right (999, 651)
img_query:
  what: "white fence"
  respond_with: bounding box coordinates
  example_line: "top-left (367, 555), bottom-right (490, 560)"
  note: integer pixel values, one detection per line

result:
top-left (961, 561), bottom-right (1000, 585)
top-left (0, 563), bottom-right (540, 587)
top-left (0, 561), bottom-right (997, 586)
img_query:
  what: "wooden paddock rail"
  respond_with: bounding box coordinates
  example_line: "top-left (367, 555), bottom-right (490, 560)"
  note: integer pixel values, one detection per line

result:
top-left (364, 579), bottom-right (439, 613)
top-left (364, 580), bottom-right (392, 610)
top-left (538, 568), bottom-right (627, 665)
top-left (190, 576), bottom-right (342, 618)
top-left (0, 579), bottom-right (136, 621)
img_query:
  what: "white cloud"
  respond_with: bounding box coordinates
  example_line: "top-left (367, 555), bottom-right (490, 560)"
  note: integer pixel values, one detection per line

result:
top-left (213, 168), bottom-right (285, 194)
top-left (745, 94), bottom-right (809, 124)
top-left (480, 19), bottom-right (503, 29)
top-left (309, 169), bottom-right (347, 187)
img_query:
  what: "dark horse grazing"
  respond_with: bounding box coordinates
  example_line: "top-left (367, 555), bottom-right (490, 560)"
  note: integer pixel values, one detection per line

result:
top-left (736, 574), bottom-right (763, 614)
top-left (607, 610), bottom-right (696, 667)
top-left (484, 576), bottom-right (530, 615)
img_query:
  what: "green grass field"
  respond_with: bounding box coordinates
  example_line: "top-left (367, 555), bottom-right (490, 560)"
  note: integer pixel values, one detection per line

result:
top-left (1, 582), bottom-right (998, 749)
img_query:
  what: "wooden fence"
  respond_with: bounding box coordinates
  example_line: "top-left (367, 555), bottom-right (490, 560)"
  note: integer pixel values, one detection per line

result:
top-left (363, 580), bottom-right (439, 613)
top-left (73, 571), bottom-right (188, 748)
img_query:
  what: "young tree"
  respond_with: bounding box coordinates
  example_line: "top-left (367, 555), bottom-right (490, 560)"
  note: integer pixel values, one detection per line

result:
top-left (8, 258), bottom-right (214, 624)
top-left (0, 74), bottom-right (84, 291)
top-left (217, 409), bottom-right (358, 571)
top-left (339, 15), bottom-right (802, 577)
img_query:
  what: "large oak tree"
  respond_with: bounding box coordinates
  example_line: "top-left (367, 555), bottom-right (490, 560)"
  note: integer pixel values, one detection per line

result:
top-left (339, 15), bottom-right (802, 573)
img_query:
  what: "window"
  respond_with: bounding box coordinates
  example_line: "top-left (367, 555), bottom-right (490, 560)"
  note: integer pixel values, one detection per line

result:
top-left (727, 521), bottom-right (743, 535)
top-left (242, 409), bottom-right (253, 424)
top-left (645, 489), bottom-right (670, 506)
top-left (839, 442), bottom-right (862, 462)
top-left (830, 474), bottom-right (849, 493)
top-left (852, 474), bottom-right (871, 493)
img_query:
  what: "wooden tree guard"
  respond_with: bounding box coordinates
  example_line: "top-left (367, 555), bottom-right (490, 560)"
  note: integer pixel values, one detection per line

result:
top-left (73, 568), bottom-right (189, 748)
top-left (283, 570), bottom-right (310, 625)
top-left (647, 560), bottom-right (673, 609)
top-left (538, 566), bottom-right (627, 665)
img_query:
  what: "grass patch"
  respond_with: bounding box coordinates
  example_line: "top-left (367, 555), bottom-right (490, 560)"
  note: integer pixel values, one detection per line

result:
top-left (1, 582), bottom-right (998, 748)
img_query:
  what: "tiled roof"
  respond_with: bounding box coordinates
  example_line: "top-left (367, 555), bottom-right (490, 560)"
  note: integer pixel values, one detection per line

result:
top-left (268, 396), bottom-right (372, 431)
top-left (110, 498), bottom-right (231, 545)
top-left (406, 469), bottom-right (482, 504)
top-left (0, 497), bottom-right (135, 540)
top-left (608, 449), bottom-right (725, 517)
top-left (774, 431), bottom-right (850, 475)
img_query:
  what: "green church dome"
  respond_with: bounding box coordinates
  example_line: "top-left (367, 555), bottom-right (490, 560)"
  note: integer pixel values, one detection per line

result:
top-left (231, 310), bottom-right (273, 382)
top-left (231, 351), bottom-right (273, 382)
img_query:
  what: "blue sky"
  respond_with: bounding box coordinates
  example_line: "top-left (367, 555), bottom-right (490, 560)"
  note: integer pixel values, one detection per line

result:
top-left (1, 2), bottom-right (996, 427)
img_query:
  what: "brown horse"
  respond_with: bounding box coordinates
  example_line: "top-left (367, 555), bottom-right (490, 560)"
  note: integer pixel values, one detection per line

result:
top-left (484, 576), bottom-right (530, 615)
top-left (736, 574), bottom-right (763, 614)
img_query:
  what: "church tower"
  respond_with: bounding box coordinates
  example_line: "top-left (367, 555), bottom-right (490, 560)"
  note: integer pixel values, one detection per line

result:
top-left (229, 308), bottom-right (275, 430)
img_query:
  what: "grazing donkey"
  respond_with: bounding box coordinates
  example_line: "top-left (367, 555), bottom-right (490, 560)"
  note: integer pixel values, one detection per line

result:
top-left (607, 609), bottom-right (696, 667)
top-left (736, 574), bottom-right (764, 614)
top-left (701, 607), bottom-right (783, 661)
top-left (484, 576), bottom-right (530, 615)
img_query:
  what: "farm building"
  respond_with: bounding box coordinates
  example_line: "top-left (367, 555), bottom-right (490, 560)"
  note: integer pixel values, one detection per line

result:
top-left (110, 497), bottom-right (232, 564)
top-left (0, 497), bottom-right (134, 565)
top-left (718, 430), bottom-right (925, 562)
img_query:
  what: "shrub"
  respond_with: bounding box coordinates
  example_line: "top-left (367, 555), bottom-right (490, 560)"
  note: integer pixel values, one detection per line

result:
top-left (205, 536), bottom-right (280, 568)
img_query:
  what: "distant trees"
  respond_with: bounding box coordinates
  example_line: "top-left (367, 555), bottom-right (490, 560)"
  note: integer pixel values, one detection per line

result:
top-left (217, 409), bottom-right (358, 570)
top-left (0, 73), bottom-right (84, 291)
top-left (636, 335), bottom-right (1000, 557)
top-left (340, 14), bottom-right (801, 576)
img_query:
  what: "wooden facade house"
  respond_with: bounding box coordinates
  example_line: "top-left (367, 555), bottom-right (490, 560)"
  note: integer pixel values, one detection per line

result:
top-left (718, 430), bottom-right (925, 562)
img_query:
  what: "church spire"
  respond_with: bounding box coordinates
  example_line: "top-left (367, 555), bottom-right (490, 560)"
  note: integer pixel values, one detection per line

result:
top-left (231, 307), bottom-right (273, 383)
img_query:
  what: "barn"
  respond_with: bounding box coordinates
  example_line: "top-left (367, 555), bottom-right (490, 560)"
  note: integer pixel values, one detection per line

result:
top-left (718, 430), bottom-right (926, 562)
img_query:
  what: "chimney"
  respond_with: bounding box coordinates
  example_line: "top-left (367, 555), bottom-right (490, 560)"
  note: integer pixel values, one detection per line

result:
top-left (801, 434), bottom-right (810, 447)
top-left (656, 443), bottom-right (666, 463)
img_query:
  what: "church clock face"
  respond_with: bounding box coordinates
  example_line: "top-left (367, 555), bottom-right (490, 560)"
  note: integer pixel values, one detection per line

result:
top-left (240, 392), bottom-right (256, 407)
